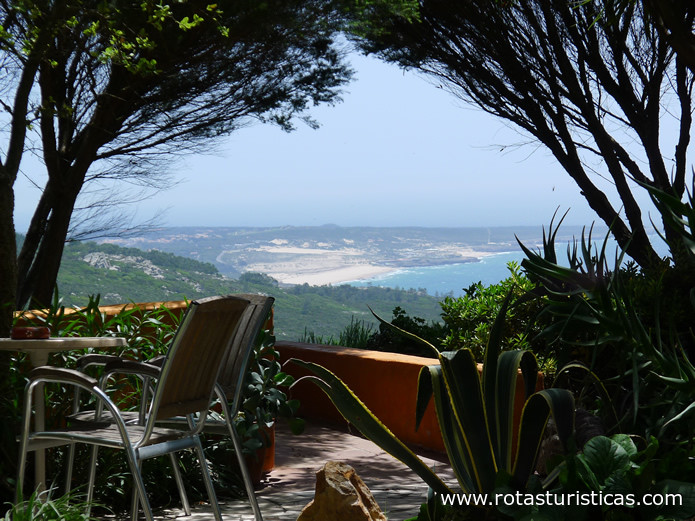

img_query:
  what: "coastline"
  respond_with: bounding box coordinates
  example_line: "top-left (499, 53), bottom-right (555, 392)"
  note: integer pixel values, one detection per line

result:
top-left (267, 264), bottom-right (396, 286)
top-left (259, 248), bottom-right (502, 287)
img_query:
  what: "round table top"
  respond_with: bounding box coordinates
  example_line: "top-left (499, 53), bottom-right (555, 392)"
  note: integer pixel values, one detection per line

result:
top-left (0, 336), bottom-right (127, 352)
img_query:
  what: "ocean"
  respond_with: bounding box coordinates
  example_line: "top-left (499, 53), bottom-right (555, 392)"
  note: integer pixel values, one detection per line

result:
top-left (348, 251), bottom-right (525, 297)
top-left (347, 236), bottom-right (670, 297)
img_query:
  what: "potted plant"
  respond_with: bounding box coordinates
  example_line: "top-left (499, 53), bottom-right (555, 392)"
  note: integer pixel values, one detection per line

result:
top-left (235, 327), bottom-right (305, 482)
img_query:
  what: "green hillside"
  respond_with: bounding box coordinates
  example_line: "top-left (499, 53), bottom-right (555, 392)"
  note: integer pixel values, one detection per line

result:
top-left (55, 240), bottom-right (443, 340)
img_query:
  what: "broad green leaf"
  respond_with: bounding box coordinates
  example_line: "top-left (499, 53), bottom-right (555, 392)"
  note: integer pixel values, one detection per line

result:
top-left (609, 434), bottom-right (638, 460)
top-left (581, 436), bottom-right (630, 485)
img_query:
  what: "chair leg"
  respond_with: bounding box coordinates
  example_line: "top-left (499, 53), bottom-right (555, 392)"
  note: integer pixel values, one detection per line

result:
top-left (169, 452), bottom-right (191, 515)
top-left (130, 471), bottom-right (140, 521)
top-left (85, 445), bottom-right (100, 518)
top-left (226, 412), bottom-right (264, 521)
top-left (16, 431), bottom-right (30, 503)
top-left (193, 438), bottom-right (223, 521)
top-left (65, 442), bottom-right (76, 496)
top-left (16, 383), bottom-right (36, 502)
top-left (125, 449), bottom-right (154, 521)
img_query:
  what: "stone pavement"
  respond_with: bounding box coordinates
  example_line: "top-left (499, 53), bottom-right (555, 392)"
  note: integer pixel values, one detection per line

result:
top-left (159, 422), bottom-right (456, 521)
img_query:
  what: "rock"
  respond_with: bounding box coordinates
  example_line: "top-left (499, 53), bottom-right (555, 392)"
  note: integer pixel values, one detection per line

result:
top-left (297, 461), bottom-right (387, 521)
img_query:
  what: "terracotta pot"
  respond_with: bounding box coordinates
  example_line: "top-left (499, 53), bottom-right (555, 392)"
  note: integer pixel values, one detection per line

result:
top-left (244, 423), bottom-right (275, 484)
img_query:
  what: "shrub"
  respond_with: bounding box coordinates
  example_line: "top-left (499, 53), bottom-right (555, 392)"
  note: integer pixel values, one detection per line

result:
top-left (439, 262), bottom-right (549, 365)
top-left (365, 306), bottom-right (448, 358)
top-left (519, 208), bottom-right (695, 490)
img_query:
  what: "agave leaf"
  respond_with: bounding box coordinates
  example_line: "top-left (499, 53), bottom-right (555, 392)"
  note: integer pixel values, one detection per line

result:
top-left (439, 349), bottom-right (497, 493)
top-left (661, 401), bottom-right (695, 433)
top-left (482, 290), bottom-right (514, 456)
top-left (369, 306), bottom-right (439, 357)
top-left (512, 388), bottom-right (575, 488)
top-left (418, 364), bottom-right (476, 493)
top-left (495, 350), bottom-right (538, 470)
top-left (288, 359), bottom-right (451, 495)
top-left (553, 361), bottom-right (620, 430)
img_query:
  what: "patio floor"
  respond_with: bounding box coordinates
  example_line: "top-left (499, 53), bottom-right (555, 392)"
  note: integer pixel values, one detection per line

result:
top-left (158, 421), bottom-right (456, 521)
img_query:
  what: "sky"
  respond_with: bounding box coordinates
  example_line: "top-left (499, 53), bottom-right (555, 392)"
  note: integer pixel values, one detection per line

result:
top-left (12, 52), bottom-right (649, 233)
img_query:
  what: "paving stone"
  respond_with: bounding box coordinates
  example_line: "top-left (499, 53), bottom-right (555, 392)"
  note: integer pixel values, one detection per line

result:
top-left (151, 422), bottom-right (455, 521)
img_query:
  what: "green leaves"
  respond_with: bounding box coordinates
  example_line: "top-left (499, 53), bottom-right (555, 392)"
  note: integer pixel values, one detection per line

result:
top-left (554, 434), bottom-right (695, 521)
top-left (237, 326), bottom-right (305, 450)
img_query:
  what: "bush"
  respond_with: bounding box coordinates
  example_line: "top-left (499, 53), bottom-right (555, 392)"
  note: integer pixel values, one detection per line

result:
top-left (365, 306), bottom-right (448, 358)
top-left (519, 211), bottom-right (695, 491)
top-left (439, 262), bottom-right (548, 365)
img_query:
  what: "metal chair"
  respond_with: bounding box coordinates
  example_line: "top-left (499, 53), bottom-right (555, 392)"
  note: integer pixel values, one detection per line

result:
top-left (209, 293), bottom-right (274, 521)
top-left (149, 293), bottom-right (274, 521)
top-left (16, 295), bottom-right (252, 521)
top-left (68, 293), bottom-right (274, 520)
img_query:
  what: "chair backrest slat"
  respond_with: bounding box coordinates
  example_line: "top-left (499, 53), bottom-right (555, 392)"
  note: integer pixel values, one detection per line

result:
top-left (217, 294), bottom-right (275, 406)
top-left (154, 296), bottom-right (250, 421)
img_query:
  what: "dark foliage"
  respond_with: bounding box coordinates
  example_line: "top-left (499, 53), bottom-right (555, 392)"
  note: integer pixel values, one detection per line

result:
top-left (353, 0), bottom-right (694, 271)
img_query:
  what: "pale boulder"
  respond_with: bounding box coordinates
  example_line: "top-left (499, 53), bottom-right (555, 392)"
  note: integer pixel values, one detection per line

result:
top-left (297, 461), bottom-right (387, 521)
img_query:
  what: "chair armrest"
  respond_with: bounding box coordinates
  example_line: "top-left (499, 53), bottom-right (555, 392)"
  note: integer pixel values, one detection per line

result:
top-left (147, 355), bottom-right (165, 367)
top-left (29, 366), bottom-right (99, 389)
top-left (77, 353), bottom-right (125, 371)
top-left (103, 359), bottom-right (161, 379)
top-left (23, 366), bottom-right (135, 441)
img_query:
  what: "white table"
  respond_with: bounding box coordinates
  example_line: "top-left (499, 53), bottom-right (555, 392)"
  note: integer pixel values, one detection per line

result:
top-left (0, 336), bottom-right (127, 489)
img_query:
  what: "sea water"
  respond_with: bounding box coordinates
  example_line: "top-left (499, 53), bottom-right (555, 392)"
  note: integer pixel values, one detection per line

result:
top-left (347, 236), bottom-right (670, 297)
top-left (348, 251), bottom-right (525, 297)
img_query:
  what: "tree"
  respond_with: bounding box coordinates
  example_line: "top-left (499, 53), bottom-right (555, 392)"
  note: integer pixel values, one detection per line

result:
top-left (0, 0), bottom-right (417, 327)
top-left (2, 0), bottom-right (349, 315)
top-left (615, 0), bottom-right (695, 73)
top-left (0, 0), bottom-right (419, 508)
top-left (355, 0), bottom-right (693, 269)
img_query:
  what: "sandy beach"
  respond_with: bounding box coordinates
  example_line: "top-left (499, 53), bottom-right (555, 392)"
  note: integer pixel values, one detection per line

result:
top-left (267, 263), bottom-right (396, 286)
top-left (240, 244), bottom-right (496, 286)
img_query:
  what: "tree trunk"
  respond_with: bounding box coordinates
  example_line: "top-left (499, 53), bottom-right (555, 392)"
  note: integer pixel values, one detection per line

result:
top-left (0, 170), bottom-right (16, 336)
top-left (16, 187), bottom-right (80, 310)
top-left (16, 190), bottom-right (53, 307)
top-left (0, 167), bottom-right (18, 505)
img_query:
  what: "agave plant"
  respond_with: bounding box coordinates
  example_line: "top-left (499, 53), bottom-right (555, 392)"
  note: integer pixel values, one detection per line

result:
top-left (289, 294), bottom-right (575, 506)
top-left (517, 205), bottom-right (695, 443)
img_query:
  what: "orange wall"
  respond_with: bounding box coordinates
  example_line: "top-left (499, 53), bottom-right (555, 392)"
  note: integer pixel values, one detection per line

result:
top-left (278, 341), bottom-right (544, 456)
top-left (278, 341), bottom-right (447, 453)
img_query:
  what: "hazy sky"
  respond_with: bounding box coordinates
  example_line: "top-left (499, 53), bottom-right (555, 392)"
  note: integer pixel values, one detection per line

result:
top-left (13, 52), bottom-right (654, 233)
